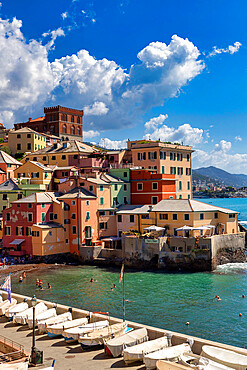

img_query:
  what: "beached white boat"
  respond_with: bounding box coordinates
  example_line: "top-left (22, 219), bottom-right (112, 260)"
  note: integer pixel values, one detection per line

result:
top-left (123, 335), bottom-right (169, 364)
top-left (0, 295), bottom-right (2, 303)
top-left (180, 352), bottom-right (234, 369)
top-left (62, 320), bottom-right (109, 343)
top-left (38, 312), bottom-right (72, 334)
top-left (0, 361), bottom-right (29, 370)
top-left (105, 327), bottom-right (148, 358)
top-left (0, 299), bottom-right (17, 315)
top-left (201, 345), bottom-right (247, 370)
top-left (157, 359), bottom-right (193, 369)
top-left (144, 343), bottom-right (191, 370)
top-left (13, 302), bottom-right (47, 325)
top-left (79, 322), bottom-right (127, 348)
top-left (5, 302), bottom-right (28, 319)
top-left (28, 308), bottom-right (57, 328)
top-left (47, 317), bottom-right (88, 338)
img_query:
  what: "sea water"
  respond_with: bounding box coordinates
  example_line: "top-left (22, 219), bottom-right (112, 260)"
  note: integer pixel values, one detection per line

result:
top-left (10, 198), bottom-right (247, 349)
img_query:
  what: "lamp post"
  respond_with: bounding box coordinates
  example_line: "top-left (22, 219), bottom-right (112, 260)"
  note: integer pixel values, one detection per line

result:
top-left (30, 295), bottom-right (43, 365)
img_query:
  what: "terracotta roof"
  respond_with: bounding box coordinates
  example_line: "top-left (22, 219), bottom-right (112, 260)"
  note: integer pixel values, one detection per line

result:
top-left (24, 140), bottom-right (97, 156)
top-left (117, 205), bottom-right (150, 214)
top-left (13, 192), bottom-right (61, 204)
top-left (29, 116), bottom-right (45, 122)
top-left (58, 187), bottom-right (96, 200)
top-left (11, 127), bottom-right (46, 136)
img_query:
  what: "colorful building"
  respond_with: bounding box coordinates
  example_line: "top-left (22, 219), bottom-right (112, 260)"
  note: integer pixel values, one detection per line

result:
top-left (116, 200), bottom-right (238, 236)
top-left (14, 161), bottom-right (53, 190)
top-left (0, 151), bottom-right (22, 179)
top-left (2, 192), bottom-right (59, 256)
top-left (8, 127), bottom-right (47, 155)
top-left (100, 173), bottom-right (130, 207)
top-left (14, 105), bottom-right (83, 142)
top-left (22, 140), bottom-right (96, 167)
top-left (130, 169), bottom-right (176, 204)
top-left (127, 140), bottom-right (193, 199)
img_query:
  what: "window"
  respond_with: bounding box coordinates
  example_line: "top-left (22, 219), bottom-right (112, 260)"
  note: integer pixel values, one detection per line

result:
top-left (44, 172), bottom-right (48, 179)
top-left (162, 166), bottom-right (165, 174)
top-left (27, 143), bottom-right (31, 150)
top-left (214, 212), bottom-right (218, 219)
top-left (170, 152), bottom-right (176, 161)
top-left (66, 239), bottom-right (69, 244)
top-left (173, 214), bottom-right (178, 220)
top-left (100, 185), bottom-right (103, 191)
top-left (27, 134), bottom-right (31, 138)
top-left (200, 213), bottom-right (204, 220)
top-left (63, 125), bottom-right (67, 134)
top-left (124, 172), bottom-right (127, 178)
top-left (99, 222), bottom-right (107, 230)
top-left (141, 214), bottom-right (149, 219)
top-left (33, 157), bottom-right (37, 161)
top-left (41, 203), bottom-right (45, 208)
top-left (17, 193), bottom-right (22, 200)
top-left (71, 116), bottom-right (74, 123)
top-left (64, 204), bottom-right (70, 211)
top-left (72, 201), bottom-right (76, 206)
top-left (187, 181), bottom-right (190, 190)
top-left (32, 231), bottom-right (40, 237)
top-left (124, 196), bottom-right (128, 204)
top-left (184, 214), bottom-right (190, 221)
top-left (186, 168), bottom-right (191, 176)
top-left (187, 154), bottom-right (190, 162)
top-left (89, 185), bottom-right (94, 192)
top-left (178, 167), bottom-right (183, 175)
top-left (137, 152), bottom-right (146, 161)
top-left (6, 213), bottom-right (10, 221)
top-left (72, 226), bottom-right (77, 234)
top-left (188, 194), bottom-right (191, 199)
top-left (17, 134), bottom-right (21, 139)
top-left (86, 212), bottom-right (90, 220)
top-left (99, 210), bottom-right (106, 216)
top-left (152, 196), bottom-right (158, 205)
top-left (28, 213), bottom-right (33, 222)
top-left (26, 227), bottom-right (32, 236)
top-left (152, 182), bottom-right (158, 190)
top-left (17, 204), bottom-right (20, 208)
top-left (100, 197), bottom-right (104, 205)
top-left (64, 219), bottom-right (70, 224)
top-left (5, 226), bottom-right (11, 235)
top-left (16, 226), bottom-right (24, 236)
top-left (130, 215), bottom-right (135, 223)
top-left (114, 184), bottom-right (118, 191)
top-left (117, 215), bottom-right (122, 222)
top-left (179, 195), bottom-right (182, 199)
top-left (73, 155), bottom-right (78, 159)
top-left (77, 127), bottom-right (81, 136)
top-left (49, 213), bottom-right (53, 221)
top-left (148, 151), bottom-right (157, 160)
top-left (124, 184), bottom-right (127, 191)
top-left (179, 181), bottom-right (182, 191)
top-left (160, 213), bottom-right (168, 220)
top-left (31, 172), bottom-right (39, 178)
top-left (41, 213), bottom-right (45, 222)
top-left (17, 144), bottom-right (21, 151)
top-left (71, 126), bottom-right (75, 135)
top-left (170, 167), bottom-right (176, 175)
top-left (2, 194), bottom-right (7, 200)
top-left (52, 156), bottom-right (56, 160)
top-left (137, 183), bottom-right (143, 191)
top-left (229, 213), bottom-right (235, 219)
top-left (54, 214), bottom-right (57, 220)
top-left (86, 200), bottom-right (90, 206)
top-left (72, 213), bottom-right (76, 219)
top-left (62, 155), bottom-right (66, 160)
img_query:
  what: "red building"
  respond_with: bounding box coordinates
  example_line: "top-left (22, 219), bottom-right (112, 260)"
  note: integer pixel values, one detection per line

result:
top-left (0, 151), bottom-right (21, 180)
top-left (2, 193), bottom-right (57, 256)
top-left (130, 169), bottom-right (176, 205)
top-left (14, 105), bottom-right (83, 142)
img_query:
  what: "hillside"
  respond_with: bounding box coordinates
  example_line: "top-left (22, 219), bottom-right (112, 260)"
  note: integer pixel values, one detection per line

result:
top-left (193, 166), bottom-right (247, 188)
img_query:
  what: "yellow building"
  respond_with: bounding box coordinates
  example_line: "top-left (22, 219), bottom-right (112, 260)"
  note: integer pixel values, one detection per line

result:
top-left (14, 161), bottom-right (53, 190)
top-left (32, 223), bottom-right (69, 256)
top-left (127, 140), bottom-right (193, 200)
top-left (22, 140), bottom-right (96, 167)
top-left (8, 128), bottom-right (47, 155)
top-left (116, 200), bottom-right (238, 236)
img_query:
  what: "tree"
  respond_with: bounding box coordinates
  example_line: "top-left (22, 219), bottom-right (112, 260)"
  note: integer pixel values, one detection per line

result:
top-left (0, 146), bottom-right (11, 155)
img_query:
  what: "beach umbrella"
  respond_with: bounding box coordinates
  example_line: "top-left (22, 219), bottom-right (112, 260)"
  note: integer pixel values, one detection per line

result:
top-left (176, 226), bottom-right (194, 231)
top-left (143, 225), bottom-right (165, 231)
top-left (193, 226), bottom-right (210, 230)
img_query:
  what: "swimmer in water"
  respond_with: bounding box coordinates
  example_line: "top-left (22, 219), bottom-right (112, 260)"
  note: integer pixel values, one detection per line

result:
top-left (94, 279), bottom-right (97, 282)
top-left (48, 283), bottom-right (51, 289)
top-left (111, 287), bottom-right (113, 291)
top-left (90, 278), bottom-right (93, 283)
top-left (113, 284), bottom-right (117, 288)
top-left (19, 276), bottom-right (23, 283)
top-left (36, 279), bottom-right (39, 287)
top-left (22, 272), bottom-right (26, 278)
top-left (242, 294), bottom-right (245, 298)
top-left (217, 297), bottom-right (221, 301)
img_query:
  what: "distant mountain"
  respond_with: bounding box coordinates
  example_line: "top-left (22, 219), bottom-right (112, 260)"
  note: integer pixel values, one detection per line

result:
top-left (193, 166), bottom-right (247, 188)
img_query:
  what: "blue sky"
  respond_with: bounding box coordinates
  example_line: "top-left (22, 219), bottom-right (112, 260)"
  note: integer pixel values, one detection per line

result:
top-left (0, 0), bottom-right (247, 172)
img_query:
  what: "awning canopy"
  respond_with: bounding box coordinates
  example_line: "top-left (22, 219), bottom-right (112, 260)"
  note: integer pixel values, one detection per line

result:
top-left (143, 225), bottom-right (165, 231)
top-left (9, 239), bottom-right (25, 245)
top-left (176, 226), bottom-right (194, 231)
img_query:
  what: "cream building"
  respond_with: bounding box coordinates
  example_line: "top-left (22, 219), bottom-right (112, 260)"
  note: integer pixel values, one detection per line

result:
top-left (8, 128), bottom-right (47, 155)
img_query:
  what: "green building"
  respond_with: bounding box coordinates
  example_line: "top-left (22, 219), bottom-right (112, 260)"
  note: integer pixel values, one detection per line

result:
top-left (101, 172), bottom-right (130, 207)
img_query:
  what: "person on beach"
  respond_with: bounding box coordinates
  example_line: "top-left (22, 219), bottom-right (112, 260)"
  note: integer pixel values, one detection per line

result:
top-left (48, 283), bottom-right (51, 289)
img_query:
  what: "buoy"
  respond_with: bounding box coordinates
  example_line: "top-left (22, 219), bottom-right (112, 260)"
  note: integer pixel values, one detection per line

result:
top-left (186, 321), bottom-right (190, 325)
top-left (239, 313), bottom-right (242, 317)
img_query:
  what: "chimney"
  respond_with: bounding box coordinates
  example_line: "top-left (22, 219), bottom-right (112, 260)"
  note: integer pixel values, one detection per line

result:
top-left (148, 205), bottom-right (153, 212)
top-left (29, 117), bottom-right (32, 122)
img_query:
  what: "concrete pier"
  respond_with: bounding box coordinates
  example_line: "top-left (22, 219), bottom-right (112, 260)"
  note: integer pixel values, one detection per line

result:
top-left (1, 291), bottom-right (247, 369)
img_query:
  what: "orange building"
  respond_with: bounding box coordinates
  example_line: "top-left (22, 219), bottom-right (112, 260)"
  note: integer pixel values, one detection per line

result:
top-left (58, 188), bottom-right (99, 254)
top-left (130, 169), bottom-right (176, 204)
top-left (0, 151), bottom-right (22, 180)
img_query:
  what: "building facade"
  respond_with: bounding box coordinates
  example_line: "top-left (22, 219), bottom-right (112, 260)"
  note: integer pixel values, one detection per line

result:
top-left (8, 128), bottom-right (47, 155)
top-left (14, 105), bottom-right (83, 142)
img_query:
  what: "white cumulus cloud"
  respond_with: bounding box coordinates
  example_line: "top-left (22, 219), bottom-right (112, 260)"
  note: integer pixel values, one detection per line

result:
top-left (235, 135), bottom-right (242, 142)
top-left (209, 41), bottom-right (241, 57)
top-left (83, 130), bottom-right (100, 140)
top-left (144, 114), bottom-right (168, 130)
top-left (214, 140), bottom-right (231, 152)
top-left (84, 102), bottom-right (109, 116)
top-left (99, 138), bottom-right (127, 150)
top-left (61, 12), bottom-right (68, 20)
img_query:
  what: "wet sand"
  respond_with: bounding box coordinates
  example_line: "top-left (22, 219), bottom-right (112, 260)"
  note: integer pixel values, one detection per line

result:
top-left (0, 263), bottom-right (64, 278)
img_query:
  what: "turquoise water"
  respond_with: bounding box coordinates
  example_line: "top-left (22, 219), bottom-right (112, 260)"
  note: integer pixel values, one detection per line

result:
top-left (9, 198), bottom-right (247, 349)
top-left (198, 197), bottom-right (247, 222)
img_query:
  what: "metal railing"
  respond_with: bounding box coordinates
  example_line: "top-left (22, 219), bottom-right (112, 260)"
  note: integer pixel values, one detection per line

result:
top-left (0, 334), bottom-right (26, 363)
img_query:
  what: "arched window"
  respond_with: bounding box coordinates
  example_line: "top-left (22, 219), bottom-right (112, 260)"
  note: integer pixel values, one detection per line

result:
top-left (71, 116), bottom-right (74, 123)
top-left (77, 116), bottom-right (80, 123)
top-left (66, 137), bottom-right (69, 141)
top-left (63, 125), bottom-right (67, 134)
top-left (71, 126), bottom-right (75, 135)
top-left (77, 127), bottom-right (81, 136)
top-left (50, 126), bottom-right (54, 134)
